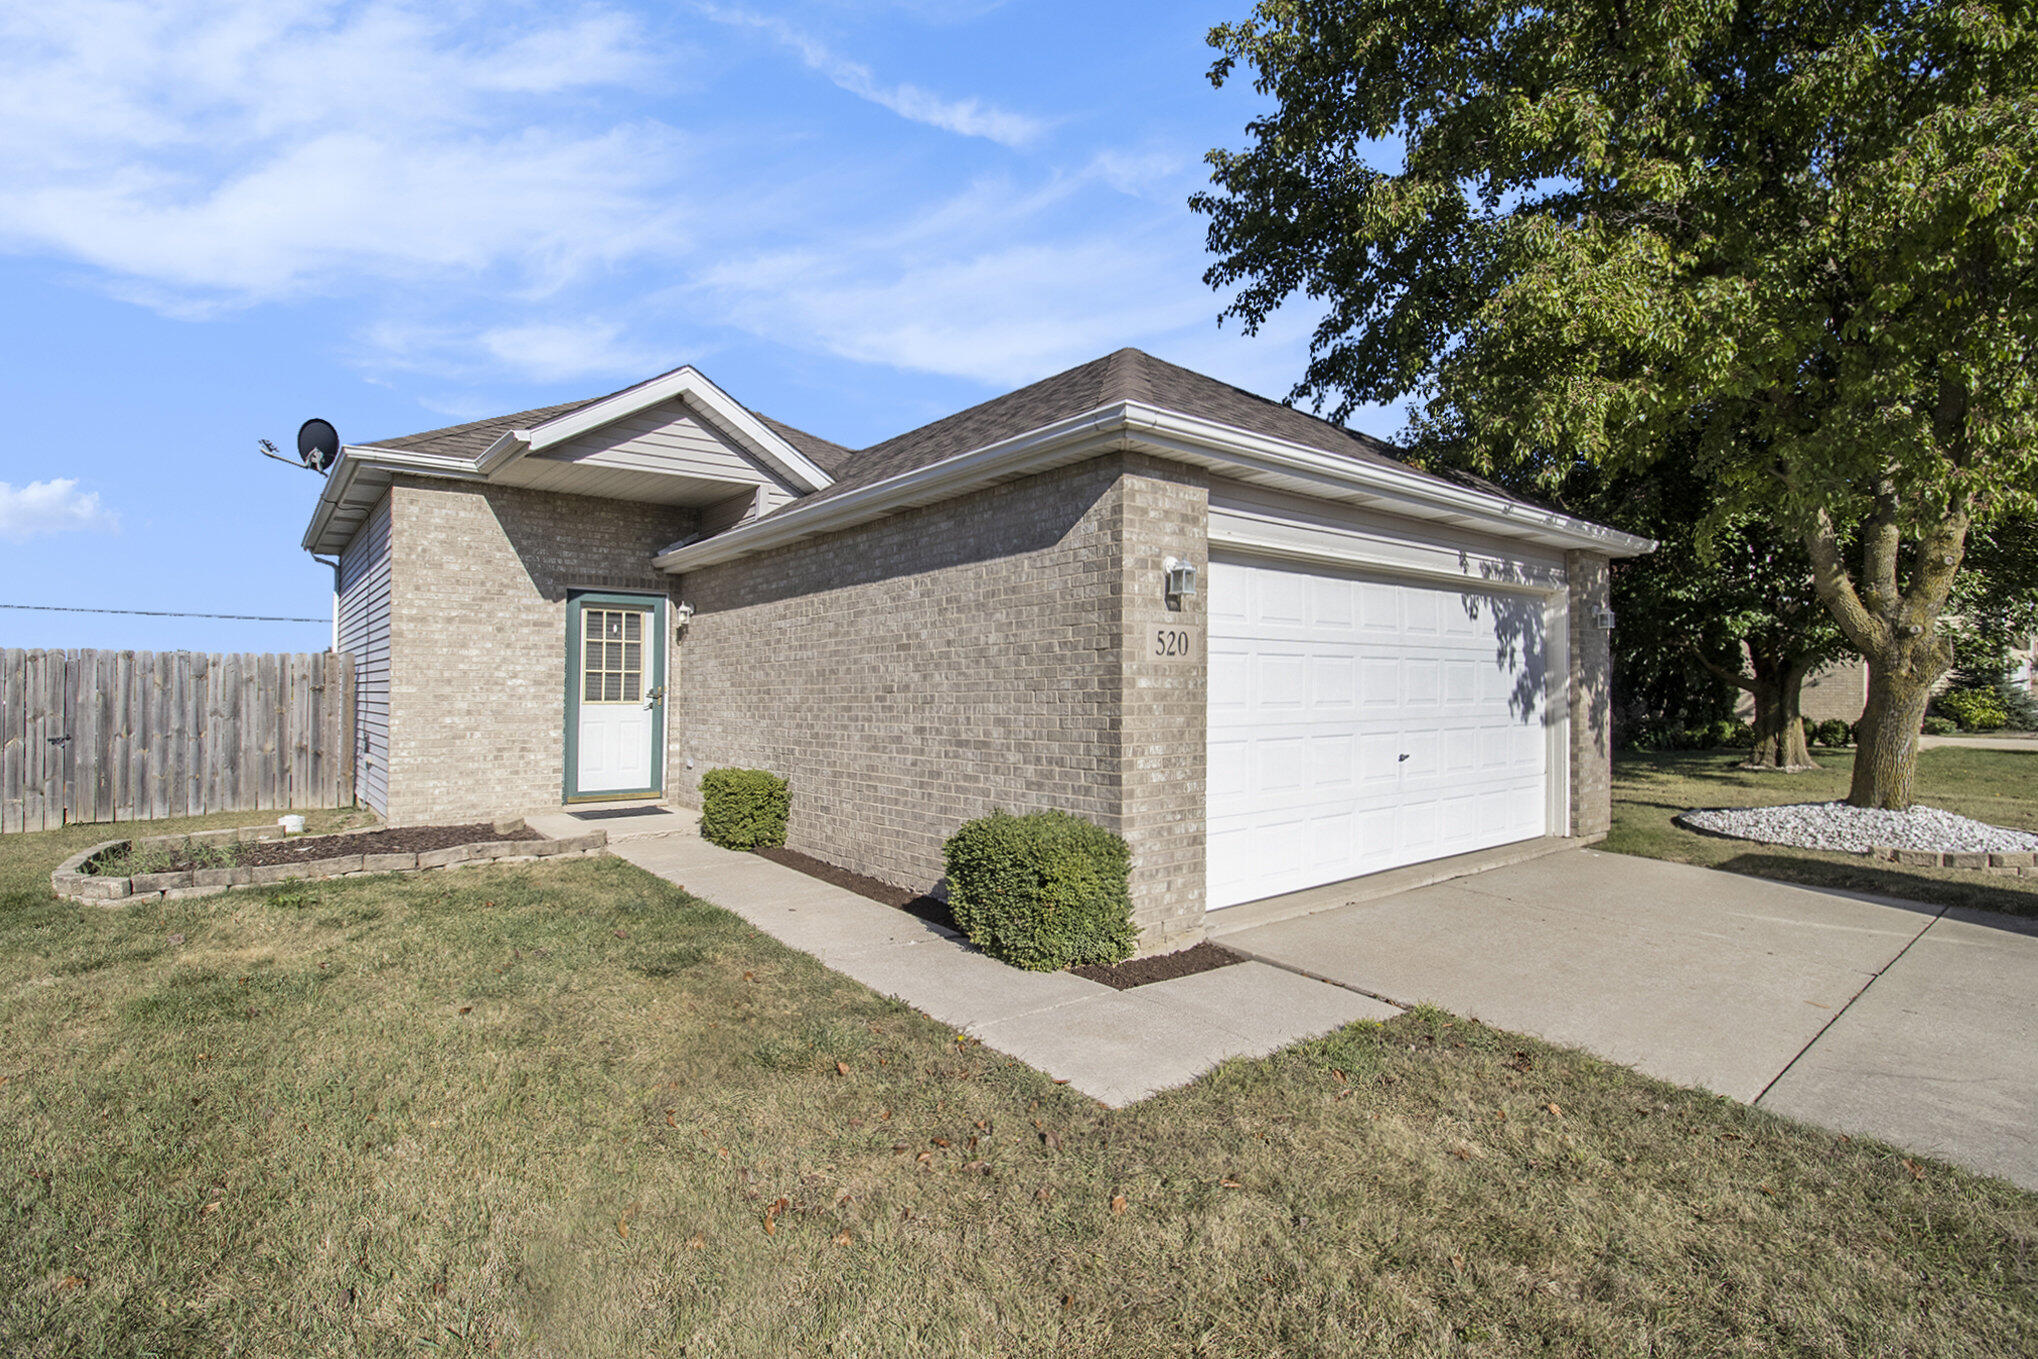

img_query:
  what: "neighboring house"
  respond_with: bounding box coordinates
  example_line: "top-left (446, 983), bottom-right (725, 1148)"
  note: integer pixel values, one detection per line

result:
top-left (302, 350), bottom-right (1651, 951)
top-left (1733, 630), bottom-right (2038, 728)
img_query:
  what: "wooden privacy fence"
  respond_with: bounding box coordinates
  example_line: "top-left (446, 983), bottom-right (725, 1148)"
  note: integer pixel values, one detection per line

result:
top-left (0, 650), bottom-right (355, 833)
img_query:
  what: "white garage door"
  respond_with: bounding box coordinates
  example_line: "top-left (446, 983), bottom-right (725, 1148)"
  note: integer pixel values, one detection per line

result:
top-left (1207, 555), bottom-right (1551, 909)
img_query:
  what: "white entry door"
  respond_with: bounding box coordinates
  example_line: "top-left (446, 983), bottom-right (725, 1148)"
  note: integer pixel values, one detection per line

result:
top-left (1206, 555), bottom-right (1550, 909)
top-left (572, 600), bottom-right (661, 798)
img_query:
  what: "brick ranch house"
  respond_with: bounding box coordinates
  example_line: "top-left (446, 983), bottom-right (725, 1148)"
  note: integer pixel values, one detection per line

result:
top-left (301, 349), bottom-right (1652, 952)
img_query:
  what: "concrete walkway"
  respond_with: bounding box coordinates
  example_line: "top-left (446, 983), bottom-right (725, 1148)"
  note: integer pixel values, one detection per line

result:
top-left (1218, 848), bottom-right (2038, 1191)
top-left (528, 807), bottom-right (1394, 1106)
top-left (1918, 732), bottom-right (2038, 752)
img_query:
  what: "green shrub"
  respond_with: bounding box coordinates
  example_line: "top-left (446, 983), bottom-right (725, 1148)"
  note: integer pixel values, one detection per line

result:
top-left (699, 768), bottom-right (790, 850)
top-left (1996, 678), bottom-right (2038, 732)
top-left (1814, 718), bottom-right (1853, 748)
top-left (1706, 719), bottom-right (1745, 749)
top-left (1921, 715), bottom-right (1958, 736)
top-left (1934, 688), bottom-right (2008, 732)
top-left (942, 810), bottom-right (1135, 972)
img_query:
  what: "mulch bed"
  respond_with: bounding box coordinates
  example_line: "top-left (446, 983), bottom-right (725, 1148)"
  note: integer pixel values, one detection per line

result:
top-left (1072, 941), bottom-right (1245, 990)
top-left (753, 844), bottom-right (1248, 990)
top-left (754, 845), bottom-right (955, 929)
top-left (92, 822), bottom-right (543, 873)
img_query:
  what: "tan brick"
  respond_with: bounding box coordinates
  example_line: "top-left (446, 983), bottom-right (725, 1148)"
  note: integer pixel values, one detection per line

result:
top-left (361, 852), bottom-right (418, 873)
top-left (417, 844), bottom-right (479, 869)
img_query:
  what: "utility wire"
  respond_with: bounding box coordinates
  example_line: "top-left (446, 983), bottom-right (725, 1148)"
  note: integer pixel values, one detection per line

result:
top-left (0, 603), bottom-right (326, 624)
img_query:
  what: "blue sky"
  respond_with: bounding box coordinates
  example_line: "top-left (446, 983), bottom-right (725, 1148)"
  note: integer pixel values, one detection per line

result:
top-left (0, 1), bottom-right (1396, 653)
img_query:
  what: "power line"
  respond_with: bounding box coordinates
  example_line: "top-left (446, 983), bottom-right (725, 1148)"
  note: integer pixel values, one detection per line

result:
top-left (0, 603), bottom-right (326, 624)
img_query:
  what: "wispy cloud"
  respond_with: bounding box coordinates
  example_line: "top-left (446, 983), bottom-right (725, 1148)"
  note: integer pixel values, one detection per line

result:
top-left (0, 480), bottom-right (120, 541)
top-left (699, 5), bottom-right (1046, 148)
top-left (0, 2), bottom-right (688, 308)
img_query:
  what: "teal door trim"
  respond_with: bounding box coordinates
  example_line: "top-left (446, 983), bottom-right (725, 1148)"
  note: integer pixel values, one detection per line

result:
top-left (564, 590), bottom-right (667, 803)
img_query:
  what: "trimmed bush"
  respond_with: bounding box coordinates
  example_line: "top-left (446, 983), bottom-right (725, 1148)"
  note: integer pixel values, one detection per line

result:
top-left (1921, 715), bottom-right (1958, 736)
top-left (699, 768), bottom-right (790, 850)
top-left (1814, 718), bottom-right (1853, 748)
top-left (942, 810), bottom-right (1136, 972)
top-left (1934, 688), bottom-right (2008, 732)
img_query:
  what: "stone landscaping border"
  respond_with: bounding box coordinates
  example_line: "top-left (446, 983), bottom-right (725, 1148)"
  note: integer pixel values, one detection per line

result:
top-left (1870, 846), bottom-right (2038, 875)
top-left (50, 817), bottom-right (609, 905)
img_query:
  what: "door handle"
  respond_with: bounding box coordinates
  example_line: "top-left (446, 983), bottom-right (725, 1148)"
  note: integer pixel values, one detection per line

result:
top-left (643, 685), bottom-right (666, 709)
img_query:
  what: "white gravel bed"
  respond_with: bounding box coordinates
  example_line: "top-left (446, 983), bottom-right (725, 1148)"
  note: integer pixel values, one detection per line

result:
top-left (1677, 801), bottom-right (2038, 856)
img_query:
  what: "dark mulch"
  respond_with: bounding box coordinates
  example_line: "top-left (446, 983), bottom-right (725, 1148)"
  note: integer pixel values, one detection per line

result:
top-left (1072, 942), bottom-right (1246, 991)
top-left (753, 845), bottom-right (955, 929)
top-left (91, 822), bottom-right (543, 873)
top-left (753, 844), bottom-right (1248, 991)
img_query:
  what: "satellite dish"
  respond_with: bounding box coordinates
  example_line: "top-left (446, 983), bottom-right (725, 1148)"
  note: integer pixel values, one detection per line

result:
top-left (297, 418), bottom-right (340, 473)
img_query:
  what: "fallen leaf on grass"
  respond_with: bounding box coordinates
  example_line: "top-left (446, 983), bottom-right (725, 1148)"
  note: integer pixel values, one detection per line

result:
top-left (930, 1137), bottom-right (950, 1148)
top-left (57, 1276), bottom-right (87, 1291)
top-left (665, 1110), bottom-right (678, 1128)
top-left (617, 1217), bottom-right (629, 1239)
top-left (891, 1142), bottom-right (911, 1156)
top-left (1039, 1130), bottom-right (1062, 1152)
top-left (1219, 1178), bottom-right (1243, 1189)
top-left (835, 1061), bottom-right (850, 1077)
top-left (685, 1235), bottom-right (706, 1251)
top-left (832, 1230), bottom-right (852, 1246)
top-left (613, 929), bottom-right (628, 939)
top-left (1903, 1159), bottom-right (1925, 1181)
top-left (1452, 1146), bottom-right (1472, 1161)
top-left (458, 1006), bottom-right (473, 1016)
top-left (1109, 1194), bottom-right (1127, 1216)
top-left (962, 1160), bottom-right (989, 1175)
top-left (1035, 1188), bottom-right (1053, 1203)
top-left (199, 1202), bottom-right (220, 1216)
top-left (1546, 1103), bottom-right (1562, 1118)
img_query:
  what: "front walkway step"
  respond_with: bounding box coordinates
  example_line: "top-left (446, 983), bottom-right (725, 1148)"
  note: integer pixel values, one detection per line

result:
top-left (608, 832), bottom-right (1396, 1106)
top-left (526, 804), bottom-right (698, 843)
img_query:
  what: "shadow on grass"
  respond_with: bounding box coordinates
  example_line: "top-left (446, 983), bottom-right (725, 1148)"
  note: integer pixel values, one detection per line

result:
top-left (1714, 852), bottom-right (2038, 928)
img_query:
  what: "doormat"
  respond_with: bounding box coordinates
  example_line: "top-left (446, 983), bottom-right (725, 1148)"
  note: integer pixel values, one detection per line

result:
top-left (570, 806), bottom-right (669, 820)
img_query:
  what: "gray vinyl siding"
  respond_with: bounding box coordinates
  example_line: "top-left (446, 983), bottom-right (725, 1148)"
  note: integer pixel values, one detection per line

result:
top-left (533, 398), bottom-right (799, 507)
top-left (336, 493), bottom-right (392, 816)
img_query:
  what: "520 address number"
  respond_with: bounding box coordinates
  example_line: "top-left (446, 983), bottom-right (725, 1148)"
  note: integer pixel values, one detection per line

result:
top-left (1154, 628), bottom-right (1193, 658)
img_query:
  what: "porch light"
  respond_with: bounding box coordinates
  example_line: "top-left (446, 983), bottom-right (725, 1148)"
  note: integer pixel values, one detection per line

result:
top-left (674, 601), bottom-right (696, 636)
top-left (1594, 605), bottom-right (1617, 630)
top-left (1164, 558), bottom-right (1198, 601)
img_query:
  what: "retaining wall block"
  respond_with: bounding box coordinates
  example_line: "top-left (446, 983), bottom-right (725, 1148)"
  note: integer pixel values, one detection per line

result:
top-left (362, 852), bottom-right (418, 873)
top-left (129, 871), bottom-right (195, 894)
top-left (417, 844), bottom-right (479, 869)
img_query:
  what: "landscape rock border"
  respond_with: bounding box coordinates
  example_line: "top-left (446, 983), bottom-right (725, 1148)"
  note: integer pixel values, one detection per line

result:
top-left (50, 817), bottom-right (609, 905)
top-left (1869, 846), bottom-right (2038, 875)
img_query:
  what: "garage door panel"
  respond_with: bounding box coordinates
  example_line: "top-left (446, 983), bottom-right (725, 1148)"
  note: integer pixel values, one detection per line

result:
top-left (1208, 555), bottom-right (1550, 910)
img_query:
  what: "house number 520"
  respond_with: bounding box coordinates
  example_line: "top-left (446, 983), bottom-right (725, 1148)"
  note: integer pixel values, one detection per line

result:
top-left (1154, 628), bottom-right (1192, 657)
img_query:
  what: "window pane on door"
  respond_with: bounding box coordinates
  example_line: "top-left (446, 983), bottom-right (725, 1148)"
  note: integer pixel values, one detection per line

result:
top-left (581, 607), bottom-right (652, 705)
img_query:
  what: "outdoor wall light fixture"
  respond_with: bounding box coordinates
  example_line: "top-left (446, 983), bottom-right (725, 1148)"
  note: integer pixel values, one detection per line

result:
top-left (1164, 558), bottom-right (1198, 601)
top-left (674, 601), bottom-right (695, 637)
top-left (1593, 605), bottom-right (1618, 630)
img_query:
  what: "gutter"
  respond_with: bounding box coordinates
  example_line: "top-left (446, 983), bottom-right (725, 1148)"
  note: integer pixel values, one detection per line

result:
top-left (654, 401), bottom-right (1654, 572)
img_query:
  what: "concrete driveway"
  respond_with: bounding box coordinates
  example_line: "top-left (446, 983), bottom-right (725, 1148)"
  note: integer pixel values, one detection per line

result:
top-left (1217, 848), bottom-right (2038, 1192)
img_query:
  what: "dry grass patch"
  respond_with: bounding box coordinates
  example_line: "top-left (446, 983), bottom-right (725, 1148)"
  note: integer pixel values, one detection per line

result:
top-left (0, 811), bottom-right (2033, 1355)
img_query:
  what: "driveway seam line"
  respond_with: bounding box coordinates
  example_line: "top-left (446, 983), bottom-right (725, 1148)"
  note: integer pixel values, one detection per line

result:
top-left (1220, 945), bottom-right (1412, 1012)
top-left (1753, 905), bottom-right (1948, 1106)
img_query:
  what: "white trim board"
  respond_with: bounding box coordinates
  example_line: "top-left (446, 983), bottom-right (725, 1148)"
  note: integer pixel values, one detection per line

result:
top-left (656, 401), bottom-right (1653, 573)
top-left (302, 367), bottom-right (832, 555)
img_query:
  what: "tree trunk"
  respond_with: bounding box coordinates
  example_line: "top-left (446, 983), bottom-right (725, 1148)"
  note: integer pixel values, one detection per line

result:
top-left (1741, 652), bottom-right (1815, 770)
top-left (1848, 656), bottom-right (1939, 808)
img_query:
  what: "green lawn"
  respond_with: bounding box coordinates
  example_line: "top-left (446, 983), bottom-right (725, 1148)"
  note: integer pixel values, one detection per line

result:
top-left (1609, 746), bottom-right (2038, 918)
top-left (2, 813), bottom-right (2035, 1355)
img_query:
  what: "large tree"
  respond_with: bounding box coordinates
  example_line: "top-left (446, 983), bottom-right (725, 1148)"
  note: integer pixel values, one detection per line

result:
top-left (1194, 0), bottom-right (2038, 808)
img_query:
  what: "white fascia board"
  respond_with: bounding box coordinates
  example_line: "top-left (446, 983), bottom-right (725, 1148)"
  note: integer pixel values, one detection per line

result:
top-left (1120, 404), bottom-right (1656, 558)
top-left (654, 406), bottom-right (1129, 570)
top-left (300, 444), bottom-right (490, 552)
top-left (655, 402), bottom-right (1654, 573)
top-left (493, 367), bottom-right (834, 492)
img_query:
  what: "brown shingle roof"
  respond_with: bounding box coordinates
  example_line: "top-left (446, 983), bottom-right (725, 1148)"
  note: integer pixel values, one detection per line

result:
top-left (361, 347), bottom-right (1498, 511)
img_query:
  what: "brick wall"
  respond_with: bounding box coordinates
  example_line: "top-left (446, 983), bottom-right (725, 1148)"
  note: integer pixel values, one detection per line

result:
top-left (386, 477), bottom-right (692, 824)
top-left (674, 455), bottom-right (1210, 948)
top-left (1112, 455), bottom-right (1209, 950)
top-left (1566, 550), bottom-right (1613, 838)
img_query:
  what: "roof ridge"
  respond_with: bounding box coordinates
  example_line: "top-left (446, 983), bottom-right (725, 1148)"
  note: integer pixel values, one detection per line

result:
top-left (1100, 347), bottom-right (1153, 406)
